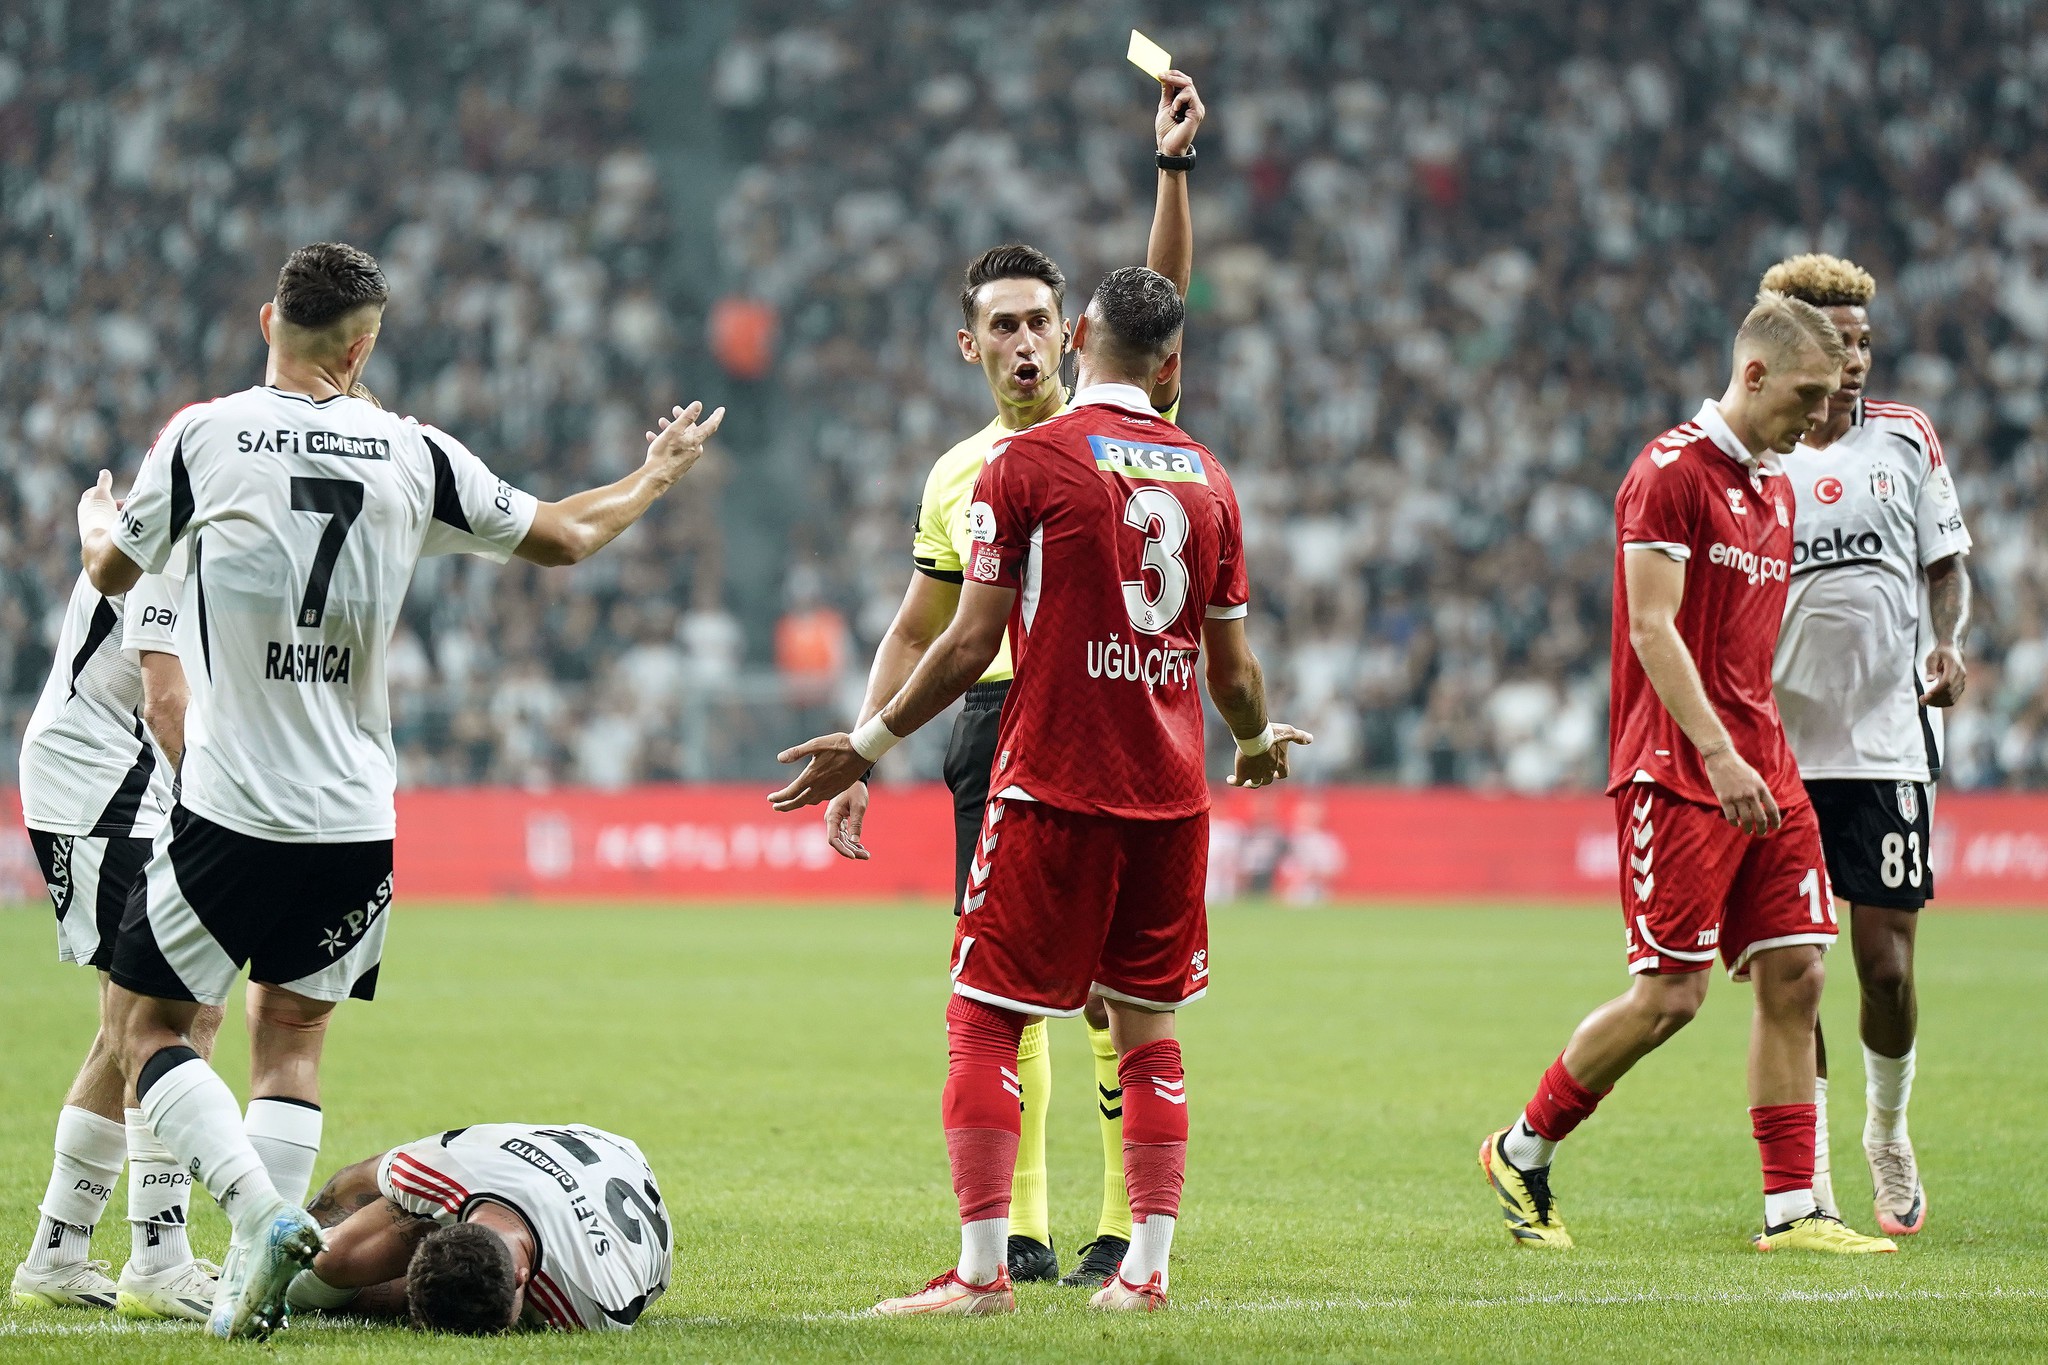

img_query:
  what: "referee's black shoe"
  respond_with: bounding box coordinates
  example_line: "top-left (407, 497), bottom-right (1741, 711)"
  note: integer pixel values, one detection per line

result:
top-left (1058, 1235), bottom-right (1128, 1288)
top-left (1007, 1235), bottom-right (1059, 1283)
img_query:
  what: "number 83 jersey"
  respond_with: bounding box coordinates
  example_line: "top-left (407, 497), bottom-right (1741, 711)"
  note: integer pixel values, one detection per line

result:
top-left (379, 1123), bottom-right (672, 1331)
top-left (116, 387), bottom-right (537, 842)
top-left (966, 384), bottom-right (1249, 819)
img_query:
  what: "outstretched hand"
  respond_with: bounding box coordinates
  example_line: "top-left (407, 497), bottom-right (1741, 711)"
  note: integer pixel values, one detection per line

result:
top-left (644, 401), bottom-right (727, 490)
top-left (1156, 70), bottom-right (1205, 157)
top-left (1226, 723), bottom-right (1313, 789)
top-left (769, 733), bottom-right (869, 813)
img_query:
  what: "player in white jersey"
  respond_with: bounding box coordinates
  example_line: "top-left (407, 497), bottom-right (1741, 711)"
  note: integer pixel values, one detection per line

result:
top-left (283, 1123), bottom-right (671, 1334)
top-left (74, 242), bottom-right (724, 1339)
top-left (1763, 254), bottom-right (1973, 1238)
top-left (12, 547), bottom-right (230, 1322)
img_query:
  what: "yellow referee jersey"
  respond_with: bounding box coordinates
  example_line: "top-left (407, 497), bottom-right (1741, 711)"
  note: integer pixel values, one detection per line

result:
top-left (912, 392), bottom-right (1179, 684)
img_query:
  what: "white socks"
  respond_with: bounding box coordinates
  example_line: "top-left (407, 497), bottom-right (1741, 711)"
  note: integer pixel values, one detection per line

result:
top-left (25, 1106), bottom-right (126, 1272)
top-left (1811, 1078), bottom-right (1836, 1216)
top-left (1122, 1213), bottom-right (1176, 1289)
top-left (958, 1216), bottom-right (1007, 1286)
top-left (245, 1098), bottom-right (323, 1209)
top-left (126, 1108), bottom-right (195, 1275)
top-left (1764, 1188), bottom-right (1816, 1229)
top-left (1501, 1117), bottom-right (1557, 1170)
top-left (1864, 1044), bottom-right (1915, 1144)
top-left (138, 1057), bottom-right (277, 1237)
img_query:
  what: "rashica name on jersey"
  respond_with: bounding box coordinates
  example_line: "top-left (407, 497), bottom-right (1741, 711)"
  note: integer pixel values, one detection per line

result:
top-left (266, 641), bottom-right (353, 684)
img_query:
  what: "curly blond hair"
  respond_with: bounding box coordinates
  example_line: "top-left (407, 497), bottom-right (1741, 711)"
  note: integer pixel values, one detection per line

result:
top-left (1759, 253), bottom-right (1876, 309)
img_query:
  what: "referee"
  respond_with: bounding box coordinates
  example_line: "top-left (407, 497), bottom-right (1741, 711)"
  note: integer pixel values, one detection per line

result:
top-left (822, 68), bottom-right (1204, 1288)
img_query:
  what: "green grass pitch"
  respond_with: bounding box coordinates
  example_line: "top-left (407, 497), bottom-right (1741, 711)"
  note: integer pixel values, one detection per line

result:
top-left (2, 901), bottom-right (2045, 1362)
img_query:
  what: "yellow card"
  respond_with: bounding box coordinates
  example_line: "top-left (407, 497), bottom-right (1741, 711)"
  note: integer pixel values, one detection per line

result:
top-left (1127, 29), bottom-right (1171, 82)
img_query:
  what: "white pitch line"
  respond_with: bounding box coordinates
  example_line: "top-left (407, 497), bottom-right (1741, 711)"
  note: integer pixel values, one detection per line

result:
top-left (3, 1285), bottom-right (2041, 1337)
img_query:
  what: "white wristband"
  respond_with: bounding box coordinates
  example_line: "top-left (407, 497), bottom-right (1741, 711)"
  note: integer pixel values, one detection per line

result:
top-left (1236, 723), bottom-right (1276, 757)
top-left (850, 715), bottom-right (902, 762)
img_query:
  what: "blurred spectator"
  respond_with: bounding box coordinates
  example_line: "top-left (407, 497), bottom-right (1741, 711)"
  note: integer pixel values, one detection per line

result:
top-left (3, 0), bottom-right (2046, 791)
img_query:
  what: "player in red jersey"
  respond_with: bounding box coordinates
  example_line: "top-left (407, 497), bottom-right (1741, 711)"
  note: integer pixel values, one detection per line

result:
top-left (1478, 291), bottom-right (1896, 1255)
top-left (771, 266), bottom-right (1307, 1314)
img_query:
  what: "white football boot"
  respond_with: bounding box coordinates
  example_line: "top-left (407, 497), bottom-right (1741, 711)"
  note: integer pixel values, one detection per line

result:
top-left (117, 1256), bottom-right (219, 1322)
top-left (208, 1198), bottom-right (324, 1340)
top-left (11, 1257), bottom-right (118, 1310)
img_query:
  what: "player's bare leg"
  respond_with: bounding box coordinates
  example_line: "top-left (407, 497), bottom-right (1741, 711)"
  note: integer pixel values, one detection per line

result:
top-left (870, 996), bottom-right (1022, 1317)
top-left (109, 985), bottom-right (325, 1338)
top-left (1064, 993), bottom-right (1134, 1287)
top-left (1747, 946), bottom-right (1894, 1252)
top-left (1483, 972), bottom-right (1707, 1248)
top-left (1850, 904), bottom-right (1924, 1234)
top-left (243, 984), bottom-right (333, 1208)
top-left (1091, 997), bottom-right (1181, 1311)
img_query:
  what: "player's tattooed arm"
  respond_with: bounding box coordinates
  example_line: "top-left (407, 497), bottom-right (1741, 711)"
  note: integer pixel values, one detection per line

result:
top-left (1921, 553), bottom-right (1971, 707)
top-left (307, 1155), bottom-right (391, 1227)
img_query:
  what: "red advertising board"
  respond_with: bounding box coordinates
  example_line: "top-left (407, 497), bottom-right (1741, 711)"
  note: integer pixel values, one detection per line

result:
top-left (5, 786), bottom-right (2044, 906)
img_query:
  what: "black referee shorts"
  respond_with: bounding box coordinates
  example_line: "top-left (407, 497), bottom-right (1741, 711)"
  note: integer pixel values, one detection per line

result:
top-left (941, 680), bottom-right (1009, 914)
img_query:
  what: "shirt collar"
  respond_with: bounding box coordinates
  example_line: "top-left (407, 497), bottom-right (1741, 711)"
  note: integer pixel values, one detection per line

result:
top-left (1070, 382), bottom-right (1157, 415)
top-left (1694, 399), bottom-right (1783, 478)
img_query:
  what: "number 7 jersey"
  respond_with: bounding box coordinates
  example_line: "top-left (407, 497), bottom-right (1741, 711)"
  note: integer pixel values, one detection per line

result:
top-left (966, 384), bottom-right (1249, 819)
top-left (115, 387), bottom-right (538, 842)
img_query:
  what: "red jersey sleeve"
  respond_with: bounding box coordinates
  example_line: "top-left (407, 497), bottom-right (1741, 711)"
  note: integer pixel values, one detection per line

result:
top-left (1206, 461), bottom-right (1250, 619)
top-left (1616, 450), bottom-right (1700, 561)
top-left (965, 443), bottom-right (1040, 590)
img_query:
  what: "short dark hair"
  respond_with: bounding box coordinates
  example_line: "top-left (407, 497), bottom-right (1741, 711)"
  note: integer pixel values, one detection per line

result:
top-left (407, 1223), bottom-right (518, 1335)
top-left (275, 242), bottom-right (389, 329)
top-left (1088, 265), bottom-right (1184, 365)
top-left (960, 244), bottom-right (1065, 326)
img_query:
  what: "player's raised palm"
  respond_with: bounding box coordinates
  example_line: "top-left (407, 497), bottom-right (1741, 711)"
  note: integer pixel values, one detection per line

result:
top-left (643, 401), bottom-right (726, 490)
top-left (1155, 71), bottom-right (1204, 157)
top-left (1226, 723), bottom-right (1313, 790)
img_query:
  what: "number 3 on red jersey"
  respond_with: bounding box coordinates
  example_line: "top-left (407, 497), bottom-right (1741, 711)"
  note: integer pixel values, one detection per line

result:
top-left (1123, 488), bottom-right (1190, 634)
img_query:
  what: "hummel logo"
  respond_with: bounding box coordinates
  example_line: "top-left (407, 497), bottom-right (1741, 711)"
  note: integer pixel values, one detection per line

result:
top-left (1633, 872), bottom-right (1655, 901)
top-left (1633, 795), bottom-right (1653, 821)
top-left (1001, 1066), bottom-right (1022, 1100)
top-left (981, 829), bottom-right (999, 856)
top-left (1630, 849), bottom-right (1653, 875)
top-left (1633, 820), bottom-right (1654, 849)
top-left (1651, 447), bottom-right (1682, 468)
top-left (985, 802), bottom-right (1005, 828)
top-left (1726, 487), bottom-right (1747, 515)
top-left (1190, 949), bottom-right (1209, 980)
top-left (1151, 1078), bottom-right (1188, 1105)
top-left (962, 890), bottom-right (986, 913)
top-left (969, 857), bottom-right (992, 887)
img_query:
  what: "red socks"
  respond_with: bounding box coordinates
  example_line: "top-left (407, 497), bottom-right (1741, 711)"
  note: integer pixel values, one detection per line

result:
top-left (942, 995), bottom-right (1025, 1223)
top-left (1523, 1054), bottom-right (1608, 1142)
top-left (1751, 1103), bottom-right (1817, 1194)
top-left (1118, 1038), bottom-right (1187, 1220)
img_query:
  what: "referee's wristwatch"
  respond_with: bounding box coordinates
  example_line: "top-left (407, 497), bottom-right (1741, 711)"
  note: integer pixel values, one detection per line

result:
top-left (1156, 147), bottom-right (1196, 172)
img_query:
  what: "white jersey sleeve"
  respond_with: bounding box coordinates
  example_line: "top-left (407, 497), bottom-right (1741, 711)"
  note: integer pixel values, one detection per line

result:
top-left (377, 1124), bottom-right (671, 1332)
top-left (1913, 439), bottom-right (1971, 567)
top-left (114, 404), bottom-right (210, 575)
top-left (417, 426), bottom-right (538, 563)
top-left (121, 542), bottom-right (188, 660)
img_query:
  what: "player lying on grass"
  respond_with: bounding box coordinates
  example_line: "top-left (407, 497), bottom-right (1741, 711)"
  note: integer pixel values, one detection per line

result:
top-left (11, 544), bottom-right (228, 1322)
top-left (283, 1123), bottom-right (670, 1334)
top-left (1764, 253), bottom-right (1971, 1237)
top-left (75, 241), bottom-right (724, 1339)
top-left (774, 266), bottom-right (1308, 1314)
top-left (819, 69), bottom-right (1206, 1290)
top-left (1479, 290), bottom-right (1896, 1254)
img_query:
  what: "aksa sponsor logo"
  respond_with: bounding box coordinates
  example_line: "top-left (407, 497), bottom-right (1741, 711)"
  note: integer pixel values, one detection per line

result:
top-left (1088, 435), bottom-right (1209, 484)
top-left (1706, 541), bottom-right (1787, 585)
top-left (1791, 526), bottom-right (1883, 568)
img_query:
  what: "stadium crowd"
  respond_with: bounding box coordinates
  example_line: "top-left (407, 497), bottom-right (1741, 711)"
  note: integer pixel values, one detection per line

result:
top-left (3, 0), bottom-right (2046, 790)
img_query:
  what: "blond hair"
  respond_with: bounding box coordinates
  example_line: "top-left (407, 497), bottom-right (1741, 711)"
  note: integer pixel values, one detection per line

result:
top-left (1759, 253), bottom-right (1876, 309)
top-left (1736, 289), bottom-right (1848, 372)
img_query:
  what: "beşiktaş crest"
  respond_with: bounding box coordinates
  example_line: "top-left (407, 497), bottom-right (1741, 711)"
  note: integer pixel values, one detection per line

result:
top-left (1896, 781), bottom-right (1919, 822)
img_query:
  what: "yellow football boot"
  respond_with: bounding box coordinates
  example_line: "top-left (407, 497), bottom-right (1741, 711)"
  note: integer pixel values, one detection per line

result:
top-left (1752, 1212), bottom-right (1897, 1254)
top-left (1479, 1130), bottom-right (1573, 1249)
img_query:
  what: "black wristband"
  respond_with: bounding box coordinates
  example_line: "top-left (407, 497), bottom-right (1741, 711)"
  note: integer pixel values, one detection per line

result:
top-left (1156, 147), bottom-right (1196, 172)
top-left (860, 766), bottom-right (875, 786)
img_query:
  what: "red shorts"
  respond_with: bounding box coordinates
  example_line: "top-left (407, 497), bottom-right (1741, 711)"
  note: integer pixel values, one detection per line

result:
top-left (1618, 783), bottom-right (1836, 980)
top-left (948, 796), bottom-right (1209, 1016)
